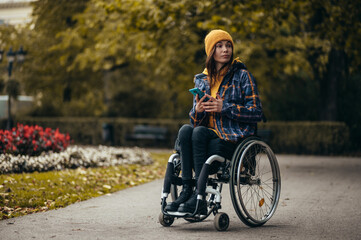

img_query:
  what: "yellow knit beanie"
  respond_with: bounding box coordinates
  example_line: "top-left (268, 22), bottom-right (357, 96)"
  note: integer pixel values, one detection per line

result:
top-left (204, 29), bottom-right (234, 56)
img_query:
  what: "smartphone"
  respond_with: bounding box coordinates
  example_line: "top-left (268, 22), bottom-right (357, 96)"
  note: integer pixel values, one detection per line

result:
top-left (189, 88), bottom-right (210, 102)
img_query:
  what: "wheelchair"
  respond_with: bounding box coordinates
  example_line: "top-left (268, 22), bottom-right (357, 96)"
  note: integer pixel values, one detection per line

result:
top-left (159, 135), bottom-right (281, 231)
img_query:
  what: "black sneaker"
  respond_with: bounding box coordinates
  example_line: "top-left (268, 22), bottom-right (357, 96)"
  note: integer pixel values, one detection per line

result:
top-left (177, 192), bottom-right (207, 215)
top-left (164, 184), bottom-right (193, 212)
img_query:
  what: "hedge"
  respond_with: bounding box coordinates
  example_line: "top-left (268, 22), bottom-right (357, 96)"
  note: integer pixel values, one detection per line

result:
top-left (6, 117), bottom-right (188, 148)
top-left (1, 118), bottom-right (349, 155)
top-left (258, 121), bottom-right (349, 155)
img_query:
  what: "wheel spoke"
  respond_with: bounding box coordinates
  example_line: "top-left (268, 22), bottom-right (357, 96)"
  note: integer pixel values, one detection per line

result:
top-left (260, 180), bottom-right (274, 190)
top-left (255, 185), bottom-right (265, 219)
top-left (250, 186), bottom-right (258, 219)
top-left (241, 185), bottom-right (253, 207)
top-left (251, 185), bottom-right (270, 220)
top-left (259, 186), bottom-right (273, 205)
top-left (259, 186), bottom-right (268, 219)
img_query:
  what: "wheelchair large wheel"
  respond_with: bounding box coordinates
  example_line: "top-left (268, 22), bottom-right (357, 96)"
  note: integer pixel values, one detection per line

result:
top-left (230, 137), bottom-right (281, 227)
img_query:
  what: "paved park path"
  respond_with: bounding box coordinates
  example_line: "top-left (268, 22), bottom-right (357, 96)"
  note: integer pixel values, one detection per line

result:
top-left (1, 154), bottom-right (361, 240)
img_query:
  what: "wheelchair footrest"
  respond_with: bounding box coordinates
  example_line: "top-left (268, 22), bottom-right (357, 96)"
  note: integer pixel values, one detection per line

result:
top-left (165, 211), bottom-right (188, 217)
top-left (163, 211), bottom-right (208, 218)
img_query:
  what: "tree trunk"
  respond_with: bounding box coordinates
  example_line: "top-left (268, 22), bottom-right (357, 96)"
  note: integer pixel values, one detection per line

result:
top-left (319, 48), bottom-right (347, 121)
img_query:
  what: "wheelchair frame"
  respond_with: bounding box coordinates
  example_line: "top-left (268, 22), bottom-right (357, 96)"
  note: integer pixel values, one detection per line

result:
top-left (159, 136), bottom-right (281, 231)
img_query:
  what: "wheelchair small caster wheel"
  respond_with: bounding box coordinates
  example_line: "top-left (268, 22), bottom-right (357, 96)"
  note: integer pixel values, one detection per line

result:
top-left (159, 212), bottom-right (174, 227)
top-left (214, 212), bottom-right (229, 231)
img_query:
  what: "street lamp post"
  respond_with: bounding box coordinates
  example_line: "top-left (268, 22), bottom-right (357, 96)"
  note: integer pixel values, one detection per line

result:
top-left (17, 46), bottom-right (26, 64)
top-left (5, 47), bottom-right (25, 130)
top-left (6, 48), bottom-right (15, 129)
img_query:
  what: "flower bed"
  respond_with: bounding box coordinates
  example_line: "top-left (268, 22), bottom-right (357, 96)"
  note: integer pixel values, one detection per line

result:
top-left (0, 151), bottom-right (167, 220)
top-left (0, 124), bottom-right (71, 156)
top-left (0, 145), bottom-right (153, 174)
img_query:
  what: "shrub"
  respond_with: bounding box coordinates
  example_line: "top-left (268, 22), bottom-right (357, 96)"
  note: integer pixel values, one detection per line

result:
top-left (13, 117), bottom-right (352, 155)
top-left (0, 124), bottom-right (71, 156)
top-left (258, 121), bottom-right (350, 155)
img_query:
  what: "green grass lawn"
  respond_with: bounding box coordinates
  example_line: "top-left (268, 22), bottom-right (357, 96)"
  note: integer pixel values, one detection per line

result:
top-left (0, 150), bottom-right (171, 220)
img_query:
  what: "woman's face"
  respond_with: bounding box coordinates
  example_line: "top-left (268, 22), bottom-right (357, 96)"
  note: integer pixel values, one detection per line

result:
top-left (213, 40), bottom-right (232, 66)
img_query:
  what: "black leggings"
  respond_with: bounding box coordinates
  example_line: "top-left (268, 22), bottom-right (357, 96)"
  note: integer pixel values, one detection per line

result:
top-left (177, 124), bottom-right (222, 181)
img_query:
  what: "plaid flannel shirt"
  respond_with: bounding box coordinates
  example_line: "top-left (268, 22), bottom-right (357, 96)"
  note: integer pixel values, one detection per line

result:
top-left (189, 60), bottom-right (263, 142)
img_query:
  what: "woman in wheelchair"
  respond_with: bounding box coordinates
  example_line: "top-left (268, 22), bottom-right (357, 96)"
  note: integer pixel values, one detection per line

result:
top-left (160, 30), bottom-right (280, 231)
top-left (166, 29), bottom-right (263, 213)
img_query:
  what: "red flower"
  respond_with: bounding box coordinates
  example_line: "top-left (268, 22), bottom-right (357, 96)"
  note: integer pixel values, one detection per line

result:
top-left (0, 124), bottom-right (71, 156)
top-left (45, 140), bottom-right (52, 147)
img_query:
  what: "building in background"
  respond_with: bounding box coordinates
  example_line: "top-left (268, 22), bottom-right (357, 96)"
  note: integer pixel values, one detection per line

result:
top-left (0, 0), bottom-right (35, 121)
top-left (0, 95), bottom-right (33, 118)
top-left (0, 0), bottom-right (34, 26)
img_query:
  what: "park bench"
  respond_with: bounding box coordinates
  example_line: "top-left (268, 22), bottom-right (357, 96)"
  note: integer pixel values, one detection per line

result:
top-left (126, 125), bottom-right (168, 146)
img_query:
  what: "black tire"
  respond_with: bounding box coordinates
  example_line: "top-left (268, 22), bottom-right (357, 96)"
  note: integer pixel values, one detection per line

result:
top-left (230, 138), bottom-right (281, 227)
top-left (214, 212), bottom-right (230, 231)
top-left (159, 212), bottom-right (174, 227)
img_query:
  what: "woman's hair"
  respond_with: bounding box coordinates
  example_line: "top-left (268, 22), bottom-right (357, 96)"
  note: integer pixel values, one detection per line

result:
top-left (206, 45), bottom-right (233, 88)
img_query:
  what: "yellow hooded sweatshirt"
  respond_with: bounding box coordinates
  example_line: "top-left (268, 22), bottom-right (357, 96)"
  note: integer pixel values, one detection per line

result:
top-left (202, 67), bottom-right (228, 129)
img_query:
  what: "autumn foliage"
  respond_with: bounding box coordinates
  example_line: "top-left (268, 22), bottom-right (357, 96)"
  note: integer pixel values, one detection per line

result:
top-left (0, 124), bottom-right (71, 156)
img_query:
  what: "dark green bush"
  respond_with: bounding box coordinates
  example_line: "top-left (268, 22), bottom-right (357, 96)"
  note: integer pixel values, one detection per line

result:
top-left (259, 121), bottom-right (349, 155)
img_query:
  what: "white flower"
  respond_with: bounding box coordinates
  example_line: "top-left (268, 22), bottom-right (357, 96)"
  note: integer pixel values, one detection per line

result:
top-left (0, 146), bottom-right (153, 174)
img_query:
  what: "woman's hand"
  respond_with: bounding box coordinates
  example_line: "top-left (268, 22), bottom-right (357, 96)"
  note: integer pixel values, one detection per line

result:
top-left (203, 93), bottom-right (223, 113)
top-left (195, 94), bottom-right (207, 112)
